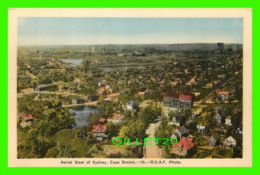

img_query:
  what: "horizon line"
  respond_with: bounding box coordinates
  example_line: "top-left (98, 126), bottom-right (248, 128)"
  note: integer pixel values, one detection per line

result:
top-left (17, 42), bottom-right (243, 47)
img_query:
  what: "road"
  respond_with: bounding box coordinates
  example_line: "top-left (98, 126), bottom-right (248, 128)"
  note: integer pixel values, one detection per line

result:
top-left (62, 101), bottom-right (98, 108)
top-left (18, 90), bottom-right (89, 99)
top-left (143, 122), bottom-right (162, 159)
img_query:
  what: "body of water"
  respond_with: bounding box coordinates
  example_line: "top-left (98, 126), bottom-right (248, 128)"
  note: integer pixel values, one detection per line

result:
top-left (59, 59), bottom-right (83, 67)
top-left (69, 106), bottom-right (101, 128)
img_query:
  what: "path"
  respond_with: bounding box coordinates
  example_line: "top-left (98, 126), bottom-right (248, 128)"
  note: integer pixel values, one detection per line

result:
top-left (143, 122), bottom-right (162, 159)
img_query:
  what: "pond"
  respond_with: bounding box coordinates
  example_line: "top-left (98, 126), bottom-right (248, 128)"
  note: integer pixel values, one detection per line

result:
top-left (69, 106), bottom-right (102, 128)
top-left (59, 59), bottom-right (83, 67)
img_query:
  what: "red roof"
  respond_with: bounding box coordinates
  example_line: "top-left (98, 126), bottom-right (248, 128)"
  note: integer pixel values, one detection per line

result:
top-left (178, 94), bottom-right (192, 100)
top-left (172, 137), bottom-right (194, 150)
top-left (22, 114), bottom-right (34, 120)
top-left (163, 94), bottom-right (179, 98)
top-left (163, 94), bottom-right (192, 100)
top-left (98, 88), bottom-right (107, 92)
top-left (93, 125), bottom-right (106, 133)
top-left (217, 91), bottom-right (229, 95)
top-left (99, 118), bottom-right (106, 122)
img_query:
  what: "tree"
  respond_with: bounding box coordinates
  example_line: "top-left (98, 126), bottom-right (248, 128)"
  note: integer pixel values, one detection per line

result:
top-left (118, 126), bottom-right (129, 138)
top-left (106, 123), bottom-right (120, 139)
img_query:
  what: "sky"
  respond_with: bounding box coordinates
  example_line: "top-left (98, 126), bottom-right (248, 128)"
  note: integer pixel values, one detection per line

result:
top-left (18, 18), bottom-right (243, 45)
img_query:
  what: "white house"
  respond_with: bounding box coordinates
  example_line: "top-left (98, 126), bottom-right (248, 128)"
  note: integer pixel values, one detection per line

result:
top-left (196, 124), bottom-right (206, 134)
top-left (225, 116), bottom-right (232, 126)
top-left (223, 136), bottom-right (236, 148)
top-left (126, 101), bottom-right (138, 111)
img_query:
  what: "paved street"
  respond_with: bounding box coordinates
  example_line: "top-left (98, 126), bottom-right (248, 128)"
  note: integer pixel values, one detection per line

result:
top-left (143, 122), bottom-right (162, 159)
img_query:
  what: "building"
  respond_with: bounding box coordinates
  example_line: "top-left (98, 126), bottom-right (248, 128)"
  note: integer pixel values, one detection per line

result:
top-left (99, 118), bottom-right (106, 124)
top-left (223, 136), bottom-right (236, 148)
top-left (196, 124), bottom-right (206, 134)
top-left (225, 116), bottom-right (232, 126)
top-left (208, 134), bottom-right (220, 147)
top-left (93, 125), bottom-right (108, 141)
top-left (97, 88), bottom-right (108, 96)
top-left (171, 126), bottom-right (188, 141)
top-left (217, 91), bottom-right (229, 100)
top-left (163, 94), bottom-right (192, 109)
top-left (171, 135), bottom-right (195, 157)
top-left (35, 84), bottom-right (50, 91)
top-left (235, 125), bottom-right (243, 134)
top-left (214, 110), bottom-right (226, 124)
top-left (21, 114), bottom-right (34, 123)
top-left (72, 98), bottom-right (84, 104)
top-left (126, 101), bottom-right (138, 111)
top-left (107, 113), bottom-right (124, 125)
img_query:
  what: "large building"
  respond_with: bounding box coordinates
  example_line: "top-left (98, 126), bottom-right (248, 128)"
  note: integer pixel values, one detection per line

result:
top-left (93, 125), bottom-right (108, 141)
top-left (163, 94), bottom-right (192, 109)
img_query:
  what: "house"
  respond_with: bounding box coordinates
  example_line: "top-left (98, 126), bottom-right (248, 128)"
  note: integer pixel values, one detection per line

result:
top-left (138, 91), bottom-right (146, 96)
top-left (223, 136), bottom-right (236, 148)
top-left (163, 94), bottom-right (192, 109)
top-left (235, 125), bottom-right (243, 134)
top-left (205, 83), bottom-right (213, 89)
top-left (192, 91), bottom-right (201, 97)
top-left (105, 85), bottom-right (111, 89)
top-left (171, 135), bottom-right (195, 157)
top-left (214, 110), bottom-right (226, 124)
top-left (138, 89), bottom-right (151, 96)
top-left (190, 113), bottom-right (197, 120)
top-left (217, 74), bottom-right (226, 79)
top-left (21, 114), bottom-right (34, 123)
top-left (72, 98), bottom-right (84, 104)
top-left (21, 88), bottom-right (34, 94)
top-left (35, 84), bottom-right (50, 91)
top-left (99, 118), bottom-right (106, 124)
top-left (98, 81), bottom-right (106, 87)
top-left (93, 125), bottom-right (108, 141)
top-left (196, 124), bottom-right (206, 134)
top-left (108, 113), bottom-right (124, 125)
top-left (171, 126), bottom-right (188, 140)
top-left (170, 115), bottom-right (185, 126)
top-left (98, 88), bottom-right (108, 96)
top-left (208, 134), bottom-right (220, 147)
top-left (88, 95), bottom-right (99, 102)
top-left (126, 101), bottom-right (138, 111)
top-left (217, 91), bottom-right (229, 100)
top-left (159, 80), bottom-right (166, 87)
top-left (225, 116), bottom-right (232, 126)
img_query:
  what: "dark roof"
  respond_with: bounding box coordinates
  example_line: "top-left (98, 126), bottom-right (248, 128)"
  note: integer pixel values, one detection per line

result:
top-left (210, 133), bottom-right (220, 141)
top-left (127, 101), bottom-right (137, 106)
top-left (215, 110), bottom-right (226, 117)
top-left (176, 126), bottom-right (188, 135)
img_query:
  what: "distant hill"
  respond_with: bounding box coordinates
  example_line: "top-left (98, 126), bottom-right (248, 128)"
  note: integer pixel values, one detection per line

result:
top-left (18, 43), bottom-right (242, 52)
